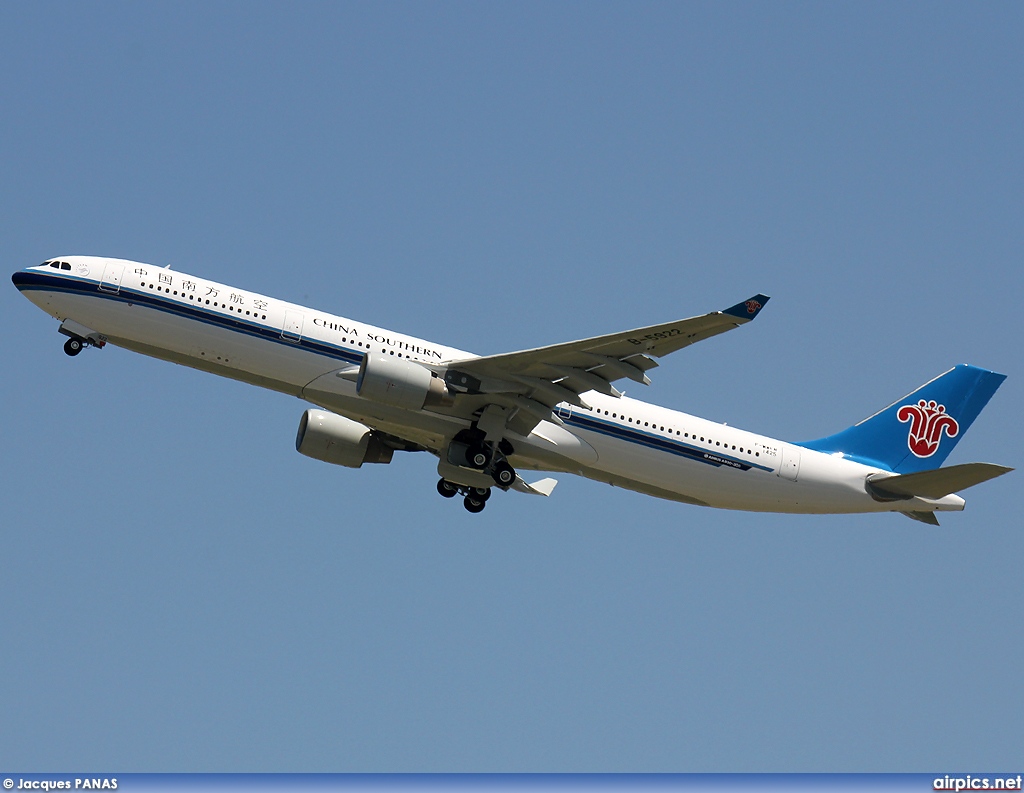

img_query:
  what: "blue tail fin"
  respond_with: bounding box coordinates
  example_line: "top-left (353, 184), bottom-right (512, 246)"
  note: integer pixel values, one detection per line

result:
top-left (798, 365), bottom-right (1006, 473)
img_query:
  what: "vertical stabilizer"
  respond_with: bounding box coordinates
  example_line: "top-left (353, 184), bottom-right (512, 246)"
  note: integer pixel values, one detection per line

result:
top-left (798, 365), bottom-right (1006, 473)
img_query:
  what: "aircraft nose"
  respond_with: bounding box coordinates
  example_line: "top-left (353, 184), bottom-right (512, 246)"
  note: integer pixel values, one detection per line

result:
top-left (12, 268), bottom-right (31, 289)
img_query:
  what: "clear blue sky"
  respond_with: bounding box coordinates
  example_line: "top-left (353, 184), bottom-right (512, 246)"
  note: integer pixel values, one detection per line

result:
top-left (1, 1), bottom-right (1021, 772)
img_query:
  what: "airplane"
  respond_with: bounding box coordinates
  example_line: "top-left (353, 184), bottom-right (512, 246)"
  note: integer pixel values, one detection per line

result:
top-left (12, 256), bottom-right (1012, 522)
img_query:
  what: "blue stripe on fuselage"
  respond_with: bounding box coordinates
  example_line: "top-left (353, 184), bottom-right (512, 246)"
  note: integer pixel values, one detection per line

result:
top-left (13, 270), bottom-right (364, 366)
top-left (565, 412), bottom-right (772, 472)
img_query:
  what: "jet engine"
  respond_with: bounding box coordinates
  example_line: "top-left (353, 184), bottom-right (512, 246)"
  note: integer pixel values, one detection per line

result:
top-left (295, 409), bottom-right (393, 468)
top-left (356, 353), bottom-right (453, 410)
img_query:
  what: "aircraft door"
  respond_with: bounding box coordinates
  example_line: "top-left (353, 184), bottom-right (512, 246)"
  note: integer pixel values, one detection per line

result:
top-left (780, 444), bottom-right (801, 481)
top-left (99, 262), bottom-right (124, 294)
top-left (282, 310), bottom-right (304, 342)
top-left (555, 404), bottom-right (572, 421)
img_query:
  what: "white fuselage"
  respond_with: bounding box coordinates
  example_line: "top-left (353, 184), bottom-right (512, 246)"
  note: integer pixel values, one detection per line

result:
top-left (13, 256), bottom-right (966, 516)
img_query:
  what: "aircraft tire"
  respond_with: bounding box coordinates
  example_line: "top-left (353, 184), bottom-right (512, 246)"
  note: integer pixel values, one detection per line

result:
top-left (64, 338), bottom-right (83, 356)
top-left (467, 444), bottom-right (490, 469)
top-left (436, 478), bottom-right (458, 498)
top-left (463, 496), bottom-right (486, 514)
top-left (492, 461), bottom-right (515, 487)
top-left (470, 486), bottom-right (491, 502)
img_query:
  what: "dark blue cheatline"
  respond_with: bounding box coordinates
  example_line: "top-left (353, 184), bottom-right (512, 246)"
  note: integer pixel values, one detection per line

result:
top-left (12, 270), bottom-right (363, 366)
top-left (567, 412), bottom-right (773, 473)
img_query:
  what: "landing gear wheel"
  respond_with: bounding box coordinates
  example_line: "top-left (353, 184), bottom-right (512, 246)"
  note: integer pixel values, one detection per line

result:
top-left (436, 478), bottom-right (458, 498)
top-left (467, 443), bottom-right (491, 469)
top-left (63, 337), bottom-right (83, 356)
top-left (469, 487), bottom-right (491, 502)
top-left (463, 496), bottom-right (486, 514)
top-left (492, 461), bottom-right (516, 487)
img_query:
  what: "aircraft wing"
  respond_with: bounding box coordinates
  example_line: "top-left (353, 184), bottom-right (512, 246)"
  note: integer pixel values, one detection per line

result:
top-left (440, 294), bottom-right (769, 434)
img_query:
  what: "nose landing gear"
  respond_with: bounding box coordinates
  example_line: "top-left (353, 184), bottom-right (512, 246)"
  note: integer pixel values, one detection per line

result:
top-left (62, 334), bottom-right (104, 356)
top-left (58, 320), bottom-right (105, 357)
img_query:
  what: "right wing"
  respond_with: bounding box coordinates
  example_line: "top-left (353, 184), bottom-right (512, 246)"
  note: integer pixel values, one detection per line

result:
top-left (437, 294), bottom-right (770, 435)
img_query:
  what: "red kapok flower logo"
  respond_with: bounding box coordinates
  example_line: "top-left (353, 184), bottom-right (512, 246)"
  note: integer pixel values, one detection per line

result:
top-left (897, 399), bottom-right (959, 458)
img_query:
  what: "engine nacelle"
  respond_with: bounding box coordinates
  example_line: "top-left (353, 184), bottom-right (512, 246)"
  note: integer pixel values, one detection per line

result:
top-left (295, 409), bottom-right (393, 468)
top-left (356, 353), bottom-right (453, 410)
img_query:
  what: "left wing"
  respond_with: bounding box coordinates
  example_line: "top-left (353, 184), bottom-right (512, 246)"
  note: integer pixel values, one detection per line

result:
top-left (438, 294), bottom-right (769, 435)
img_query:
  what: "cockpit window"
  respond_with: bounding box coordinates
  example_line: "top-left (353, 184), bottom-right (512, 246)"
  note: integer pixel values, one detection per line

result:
top-left (60, 262), bottom-right (71, 271)
top-left (48, 261), bottom-right (59, 268)
top-left (46, 261), bottom-right (71, 270)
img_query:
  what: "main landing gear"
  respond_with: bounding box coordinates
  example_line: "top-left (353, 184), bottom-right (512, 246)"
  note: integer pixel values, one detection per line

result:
top-left (438, 429), bottom-right (518, 514)
top-left (465, 444), bottom-right (517, 488)
top-left (436, 478), bottom-right (495, 513)
top-left (456, 433), bottom-right (516, 487)
top-left (491, 460), bottom-right (516, 487)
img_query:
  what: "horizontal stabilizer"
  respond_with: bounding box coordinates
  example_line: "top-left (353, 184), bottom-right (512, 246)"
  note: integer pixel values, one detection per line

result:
top-left (511, 476), bottom-right (558, 497)
top-left (868, 463), bottom-right (1012, 500)
top-left (902, 510), bottom-right (941, 526)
